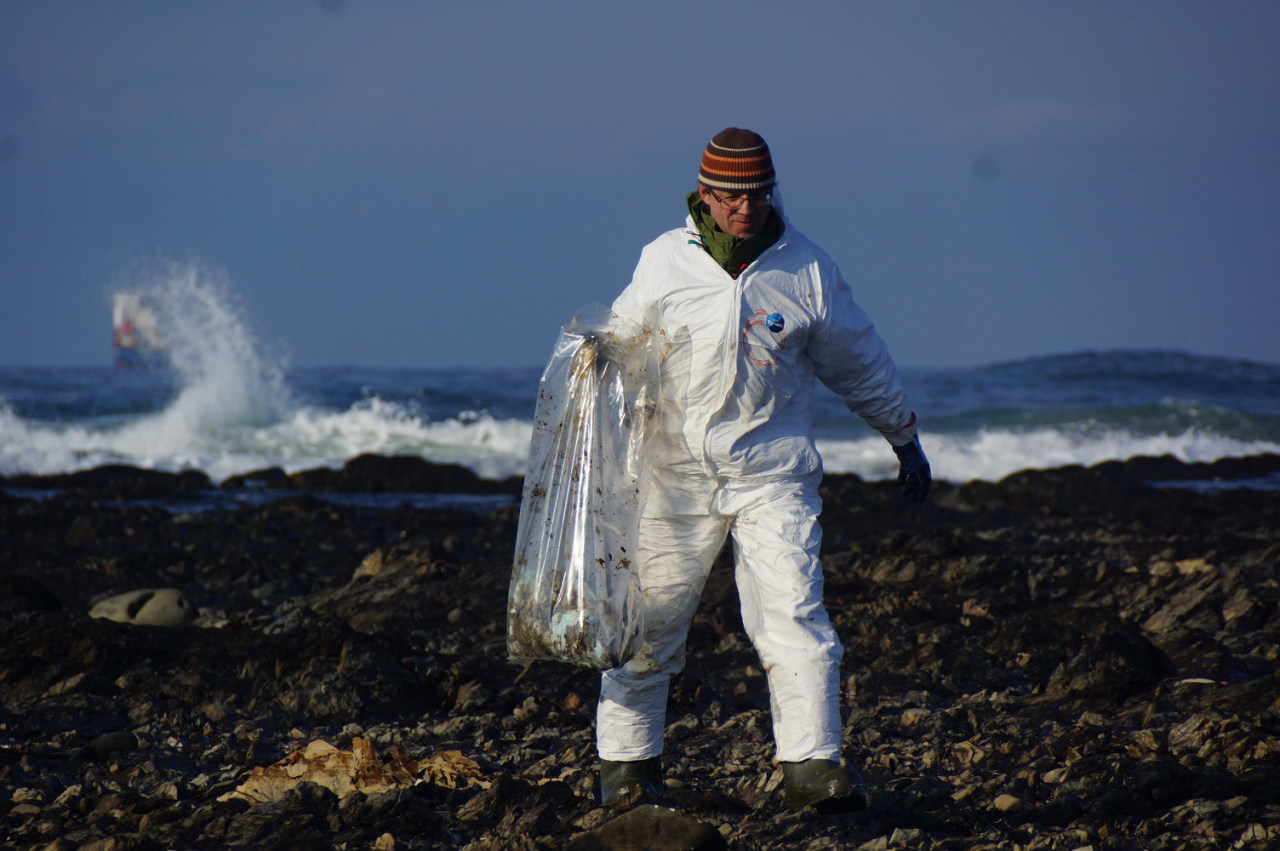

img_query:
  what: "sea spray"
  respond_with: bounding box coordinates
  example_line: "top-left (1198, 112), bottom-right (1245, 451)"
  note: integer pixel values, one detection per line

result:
top-left (148, 261), bottom-right (293, 429)
top-left (101, 261), bottom-right (296, 470)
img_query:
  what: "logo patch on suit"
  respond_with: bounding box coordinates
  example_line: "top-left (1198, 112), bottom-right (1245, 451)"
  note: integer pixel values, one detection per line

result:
top-left (742, 309), bottom-right (788, 366)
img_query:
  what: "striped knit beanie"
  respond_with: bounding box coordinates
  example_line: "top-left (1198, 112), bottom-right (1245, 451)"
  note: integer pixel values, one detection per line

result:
top-left (698, 128), bottom-right (775, 192)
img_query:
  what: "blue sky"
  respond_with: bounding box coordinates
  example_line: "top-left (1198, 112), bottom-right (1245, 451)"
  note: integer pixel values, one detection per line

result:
top-left (2, 1), bottom-right (1277, 369)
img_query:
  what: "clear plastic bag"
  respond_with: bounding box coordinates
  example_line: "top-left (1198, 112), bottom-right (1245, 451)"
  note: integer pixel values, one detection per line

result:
top-left (507, 306), bottom-right (659, 669)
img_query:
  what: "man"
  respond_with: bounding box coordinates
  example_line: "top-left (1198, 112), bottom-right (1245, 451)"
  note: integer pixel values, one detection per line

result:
top-left (598, 127), bottom-right (930, 812)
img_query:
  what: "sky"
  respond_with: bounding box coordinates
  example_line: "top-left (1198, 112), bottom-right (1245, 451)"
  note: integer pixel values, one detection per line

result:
top-left (1, 1), bottom-right (1277, 370)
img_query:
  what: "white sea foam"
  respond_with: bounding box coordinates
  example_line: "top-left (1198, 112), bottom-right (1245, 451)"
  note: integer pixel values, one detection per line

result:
top-left (3, 270), bottom-right (1276, 489)
top-left (818, 427), bottom-right (1280, 483)
top-left (6, 399), bottom-right (1274, 486)
top-left (1, 397), bottom-right (536, 483)
top-left (0, 403), bottom-right (95, 475)
top-left (196, 401), bottom-right (533, 482)
top-left (0, 397), bottom-right (535, 484)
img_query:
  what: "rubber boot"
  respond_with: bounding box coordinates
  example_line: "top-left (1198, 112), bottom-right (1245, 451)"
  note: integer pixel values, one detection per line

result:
top-left (599, 757), bottom-right (664, 807)
top-left (780, 759), bottom-right (867, 813)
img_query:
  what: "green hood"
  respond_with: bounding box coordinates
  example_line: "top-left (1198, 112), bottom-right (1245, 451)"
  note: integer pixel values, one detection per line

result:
top-left (686, 191), bottom-right (784, 279)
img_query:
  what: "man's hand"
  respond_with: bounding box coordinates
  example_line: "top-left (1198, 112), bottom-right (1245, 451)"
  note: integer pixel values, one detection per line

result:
top-left (892, 436), bottom-right (932, 503)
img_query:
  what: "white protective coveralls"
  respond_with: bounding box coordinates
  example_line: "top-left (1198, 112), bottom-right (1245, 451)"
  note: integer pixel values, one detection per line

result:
top-left (598, 195), bottom-right (918, 763)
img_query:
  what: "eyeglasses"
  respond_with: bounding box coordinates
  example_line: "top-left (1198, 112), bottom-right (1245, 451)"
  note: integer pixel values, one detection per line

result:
top-left (708, 188), bottom-right (773, 210)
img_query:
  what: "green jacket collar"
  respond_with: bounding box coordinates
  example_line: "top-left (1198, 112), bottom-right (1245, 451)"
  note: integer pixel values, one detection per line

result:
top-left (686, 191), bottom-right (784, 279)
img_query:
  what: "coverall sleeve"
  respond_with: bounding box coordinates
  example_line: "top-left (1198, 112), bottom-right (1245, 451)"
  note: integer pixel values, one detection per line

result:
top-left (808, 266), bottom-right (918, 446)
top-left (610, 245), bottom-right (658, 328)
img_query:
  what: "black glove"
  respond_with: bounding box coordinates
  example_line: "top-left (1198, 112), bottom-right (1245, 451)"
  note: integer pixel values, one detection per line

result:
top-left (892, 436), bottom-right (932, 503)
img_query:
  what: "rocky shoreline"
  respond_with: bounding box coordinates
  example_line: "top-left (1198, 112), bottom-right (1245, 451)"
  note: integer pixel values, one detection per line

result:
top-left (1, 454), bottom-right (1277, 850)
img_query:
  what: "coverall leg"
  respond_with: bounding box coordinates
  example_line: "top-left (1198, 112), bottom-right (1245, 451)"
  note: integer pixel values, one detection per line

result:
top-left (722, 477), bottom-right (844, 762)
top-left (596, 471), bottom-right (844, 764)
top-left (597, 502), bottom-right (729, 761)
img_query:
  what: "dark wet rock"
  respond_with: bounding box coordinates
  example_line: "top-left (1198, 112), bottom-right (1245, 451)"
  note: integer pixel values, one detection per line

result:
top-left (0, 453), bottom-right (1277, 849)
top-left (222, 781), bottom-right (339, 847)
top-left (569, 804), bottom-right (729, 851)
top-left (455, 773), bottom-right (585, 839)
top-left (2, 464), bottom-right (213, 498)
top-left (0, 574), bottom-right (63, 621)
top-left (219, 466), bottom-right (292, 490)
top-left (0, 610), bottom-right (433, 736)
top-left (72, 731), bottom-right (140, 763)
top-left (1036, 612), bottom-right (1177, 710)
top-left (1118, 452), bottom-right (1280, 482)
top-left (279, 453), bottom-right (522, 496)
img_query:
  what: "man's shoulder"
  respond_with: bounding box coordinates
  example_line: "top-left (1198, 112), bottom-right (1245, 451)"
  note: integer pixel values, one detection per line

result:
top-left (639, 223), bottom-right (704, 258)
top-left (776, 222), bottom-right (825, 254)
top-left (774, 223), bottom-right (840, 271)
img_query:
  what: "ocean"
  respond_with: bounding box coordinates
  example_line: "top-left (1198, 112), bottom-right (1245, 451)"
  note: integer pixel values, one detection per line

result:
top-left (2, 276), bottom-right (1278, 490)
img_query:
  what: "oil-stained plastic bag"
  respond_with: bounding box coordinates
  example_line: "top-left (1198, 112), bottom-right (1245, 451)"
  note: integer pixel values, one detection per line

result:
top-left (507, 306), bottom-right (660, 669)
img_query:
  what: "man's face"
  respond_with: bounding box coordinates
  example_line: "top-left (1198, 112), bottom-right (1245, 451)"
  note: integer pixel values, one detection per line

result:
top-left (698, 185), bottom-right (773, 238)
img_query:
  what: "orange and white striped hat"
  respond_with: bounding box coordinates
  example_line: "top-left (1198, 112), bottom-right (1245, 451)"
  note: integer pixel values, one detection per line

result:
top-left (698, 127), bottom-right (776, 192)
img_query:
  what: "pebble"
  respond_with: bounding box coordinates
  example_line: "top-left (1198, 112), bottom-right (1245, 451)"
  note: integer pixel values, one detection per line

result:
top-left (901, 707), bottom-right (931, 726)
top-left (73, 731), bottom-right (139, 763)
top-left (1042, 767), bottom-right (1069, 783)
top-left (89, 588), bottom-right (197, 627)
top-left (993, 793), bottom-right (1023, 812)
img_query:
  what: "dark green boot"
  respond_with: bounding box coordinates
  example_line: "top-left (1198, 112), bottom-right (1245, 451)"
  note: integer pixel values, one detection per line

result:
top-left (780, 759), bottom-right (867, 813)
top-left (599, 757), bottom-right (664, 807)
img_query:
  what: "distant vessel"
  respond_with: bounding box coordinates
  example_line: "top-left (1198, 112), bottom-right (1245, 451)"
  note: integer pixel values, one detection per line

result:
top-left (112, 292), bottom-right (168, 368)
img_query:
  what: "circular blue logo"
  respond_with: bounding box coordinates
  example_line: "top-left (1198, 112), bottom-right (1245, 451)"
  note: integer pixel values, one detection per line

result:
top-left (765, 312), bottom-right (785, 333)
